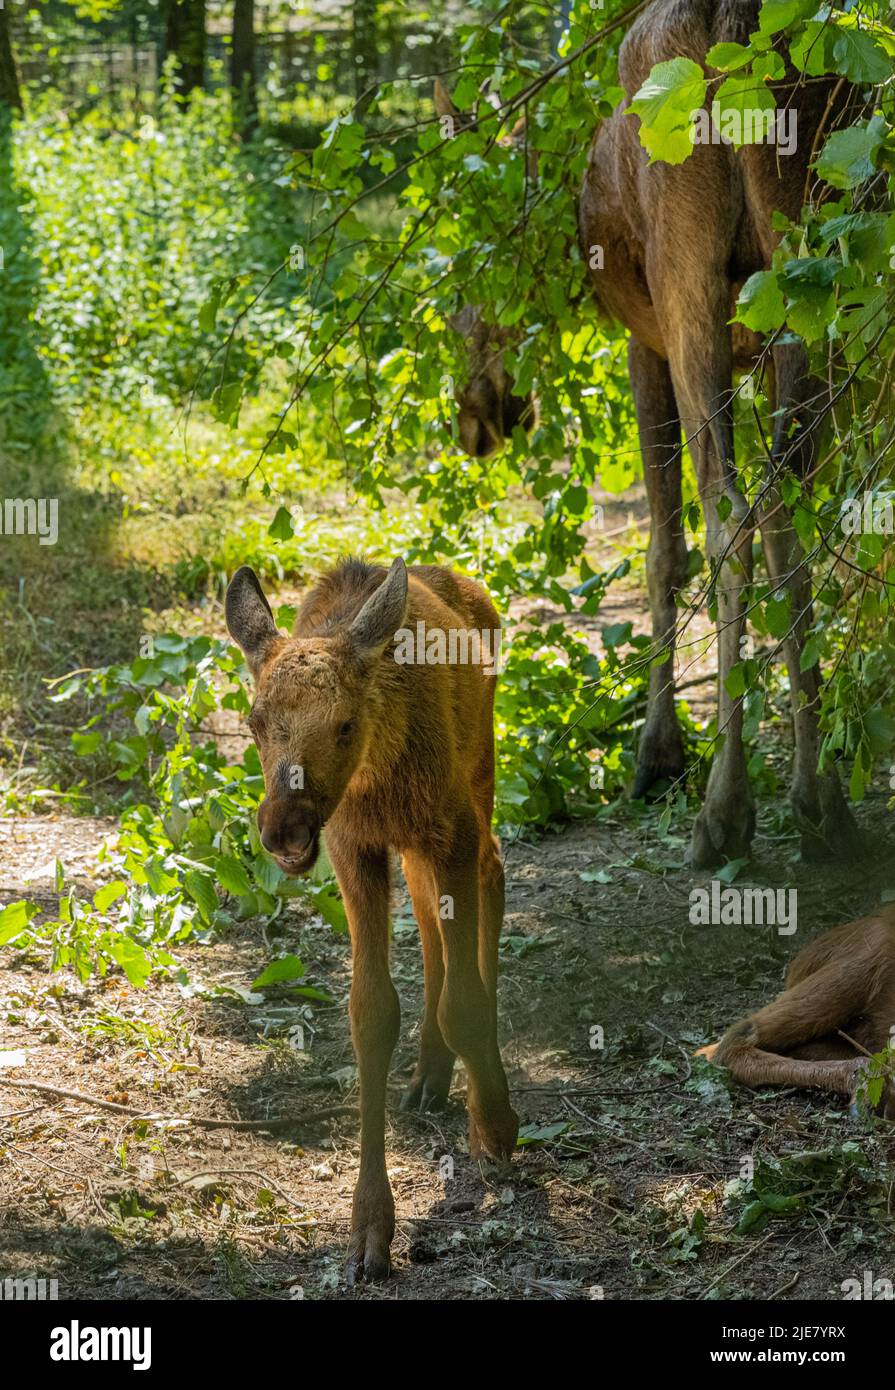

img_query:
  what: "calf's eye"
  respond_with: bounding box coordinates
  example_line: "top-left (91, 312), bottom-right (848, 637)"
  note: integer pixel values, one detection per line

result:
top-left (338, 720), bottom-right (355, 738)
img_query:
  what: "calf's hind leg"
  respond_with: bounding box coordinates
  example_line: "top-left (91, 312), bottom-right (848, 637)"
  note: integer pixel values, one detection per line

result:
top-left (400, 850), bottom-right (456, 1113)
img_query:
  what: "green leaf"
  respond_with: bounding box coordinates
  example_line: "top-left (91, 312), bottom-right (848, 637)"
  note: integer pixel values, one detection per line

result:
top-left (736, 1199), bottom-right (770, 1235)
top-left (799, 632), bottom-right (821, 672)
top-left (628, 58), bottom-right (708, 166)
top-left (831, 29), bottom-right (891, 85)
top-left (764, 592), bottom-right (792, 639)
top-left (268, 506), bottom-right (294, 541)
top-left (198, 284), bottom-right (222, 334)
top-left (711, 75), bottom-right (776, 148)
top-left (517, 1121), bottom-right (570, 1145)
top-left (184, 871), bottom-right (219, 923)
top-left (724, 662), bottom-right (747, 699)
top-left (705, 42), bottom-right (752, 72)
top-left (251, 954), bottom-right (306, 990)
top-left (110, 937), bottom-right (152, 988)
top-left (72, 731), bottom-right (102, 756)
top-left (815, 117), bottom-right (887, 190)
top-left (94, 881), bottom-right (127, 913)
top-left (310, 883), bottom-right (348, 934)
top-left (735, 270), bottom-right (786, 333)
top-left (757, 0), bottom-right (818, 36)
top-left (216, 855), bottom-right (253, 897)
top-left (0, 901), bottom-right (37, 946)
top-left (716, 857), bottom-right (748, 884)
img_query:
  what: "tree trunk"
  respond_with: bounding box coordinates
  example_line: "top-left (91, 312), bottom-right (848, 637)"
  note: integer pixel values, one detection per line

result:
top-left (0, 7), bottom-right (22, 113)
top-left (163, 0), bottom-right (206, 98)
top-left (230, 0), bottom-right (257, 134)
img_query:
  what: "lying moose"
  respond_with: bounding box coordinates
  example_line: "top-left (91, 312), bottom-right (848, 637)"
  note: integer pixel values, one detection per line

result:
top-left (700, 905), bottom-right (895, 1118)
top-left (226, 556), bottom-right (518, 1283)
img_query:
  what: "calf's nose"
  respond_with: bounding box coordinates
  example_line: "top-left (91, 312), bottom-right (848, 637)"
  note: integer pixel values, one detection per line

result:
top-left (260, 820), bottom-right (312, 855)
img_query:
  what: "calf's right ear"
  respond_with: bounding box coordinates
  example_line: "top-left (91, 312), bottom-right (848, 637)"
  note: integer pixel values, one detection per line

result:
top-left (226, 566), bottom-right (280, 677)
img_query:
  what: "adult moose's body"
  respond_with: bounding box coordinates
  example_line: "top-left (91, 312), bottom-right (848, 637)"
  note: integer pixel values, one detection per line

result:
top-left (445, 0), bottom-right (861, 866)
top-left (577, 0), bottom-right (858, 866)
top-left (226, 557), bottom-right (517, 1284)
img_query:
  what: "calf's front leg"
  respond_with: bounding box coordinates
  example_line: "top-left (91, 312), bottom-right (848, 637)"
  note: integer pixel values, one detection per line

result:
top-left (327, 835), bottom-right (400, 1284)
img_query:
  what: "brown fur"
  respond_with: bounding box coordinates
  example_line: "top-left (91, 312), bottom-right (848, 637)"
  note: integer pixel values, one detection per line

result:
top-left (701, 906), bottom-right (895, 1117)
top-left (226, 557), bottom-right (518, 1283)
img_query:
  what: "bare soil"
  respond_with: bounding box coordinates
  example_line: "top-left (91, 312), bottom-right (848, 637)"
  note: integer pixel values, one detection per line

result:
top-left (2, 795), bottom-right (894, 1302)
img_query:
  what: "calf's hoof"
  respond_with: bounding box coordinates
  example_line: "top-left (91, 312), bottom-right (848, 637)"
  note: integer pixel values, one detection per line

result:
top-left (345, 1180), bottom-right (394, 1286)
top-left (468, 1101), bottom-right (519, 1162)
top-left (399, 1061), bottom-right (453, 1114)
top-left (345, 1226), bottom-right (392, 1286)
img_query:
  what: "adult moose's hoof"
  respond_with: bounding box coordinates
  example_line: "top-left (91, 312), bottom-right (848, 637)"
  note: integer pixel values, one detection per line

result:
top-left (796, 778), bottom-right (867, 864)
top-left (689, 795), bottom-right (756, 869)
top-left (468, 1100), bottom-right (519, 1162)
top-left (632, 722), bottom-right (686, 801)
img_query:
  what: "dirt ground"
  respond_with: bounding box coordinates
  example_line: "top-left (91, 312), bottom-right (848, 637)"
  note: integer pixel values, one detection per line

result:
top-left (2, 789), bottom-right (894, 1302)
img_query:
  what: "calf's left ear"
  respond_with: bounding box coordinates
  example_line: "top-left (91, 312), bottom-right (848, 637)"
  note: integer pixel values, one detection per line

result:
top-left (348, 557), bottom-right (409, 660)
top-left (226, 566), bottom-right (281, 676)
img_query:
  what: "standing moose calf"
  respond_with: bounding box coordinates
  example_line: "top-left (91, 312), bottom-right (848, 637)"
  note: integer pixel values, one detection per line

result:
top-left (225, 556), bottom-right (518, 1283)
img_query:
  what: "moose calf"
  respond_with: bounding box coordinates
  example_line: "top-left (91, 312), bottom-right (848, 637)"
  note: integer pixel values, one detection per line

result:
top-left (225, 556), bottom-right (518, 1283)
top-left (700, 906), bottom-right (895, 1118)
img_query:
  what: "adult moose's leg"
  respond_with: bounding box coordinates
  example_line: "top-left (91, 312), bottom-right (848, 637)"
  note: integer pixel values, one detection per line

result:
top-left (644, 152), bottom-right (756, 866)
top-left (432, 802), bottom-right (517, 1160)
top-left (757, 341), bottom-right (860, 859)
top-left (399, 850), bottom-right (455, 1112)
top-left (628, 338), bottom-right (688, 798)
top-left (326, 835), bottom-right (400, 1284)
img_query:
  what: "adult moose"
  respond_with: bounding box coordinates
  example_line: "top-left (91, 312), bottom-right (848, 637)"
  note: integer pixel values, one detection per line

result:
top-left (438, 0), bottom-right (860, 867)
top-left (226, 557), bottom-right (518, 1284)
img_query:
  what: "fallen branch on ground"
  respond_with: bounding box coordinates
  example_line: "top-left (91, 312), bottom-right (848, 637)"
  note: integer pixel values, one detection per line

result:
top-left (0, 1077), bottom-right (355, 1130)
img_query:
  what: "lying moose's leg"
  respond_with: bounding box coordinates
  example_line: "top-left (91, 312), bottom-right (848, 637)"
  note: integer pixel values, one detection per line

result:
top-left (757, 342), bottom-right (861, 861)
top-left (327, 836), bottom-right (401, 1284)
top-left (433, 805), bottom-right (518, 1160)
top-left (399, 850), bottom-right (455, 1113)
top-left (712, 955), bottom-right (875, 1101)
top-left (628, 339), bottom-right (689, 799)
